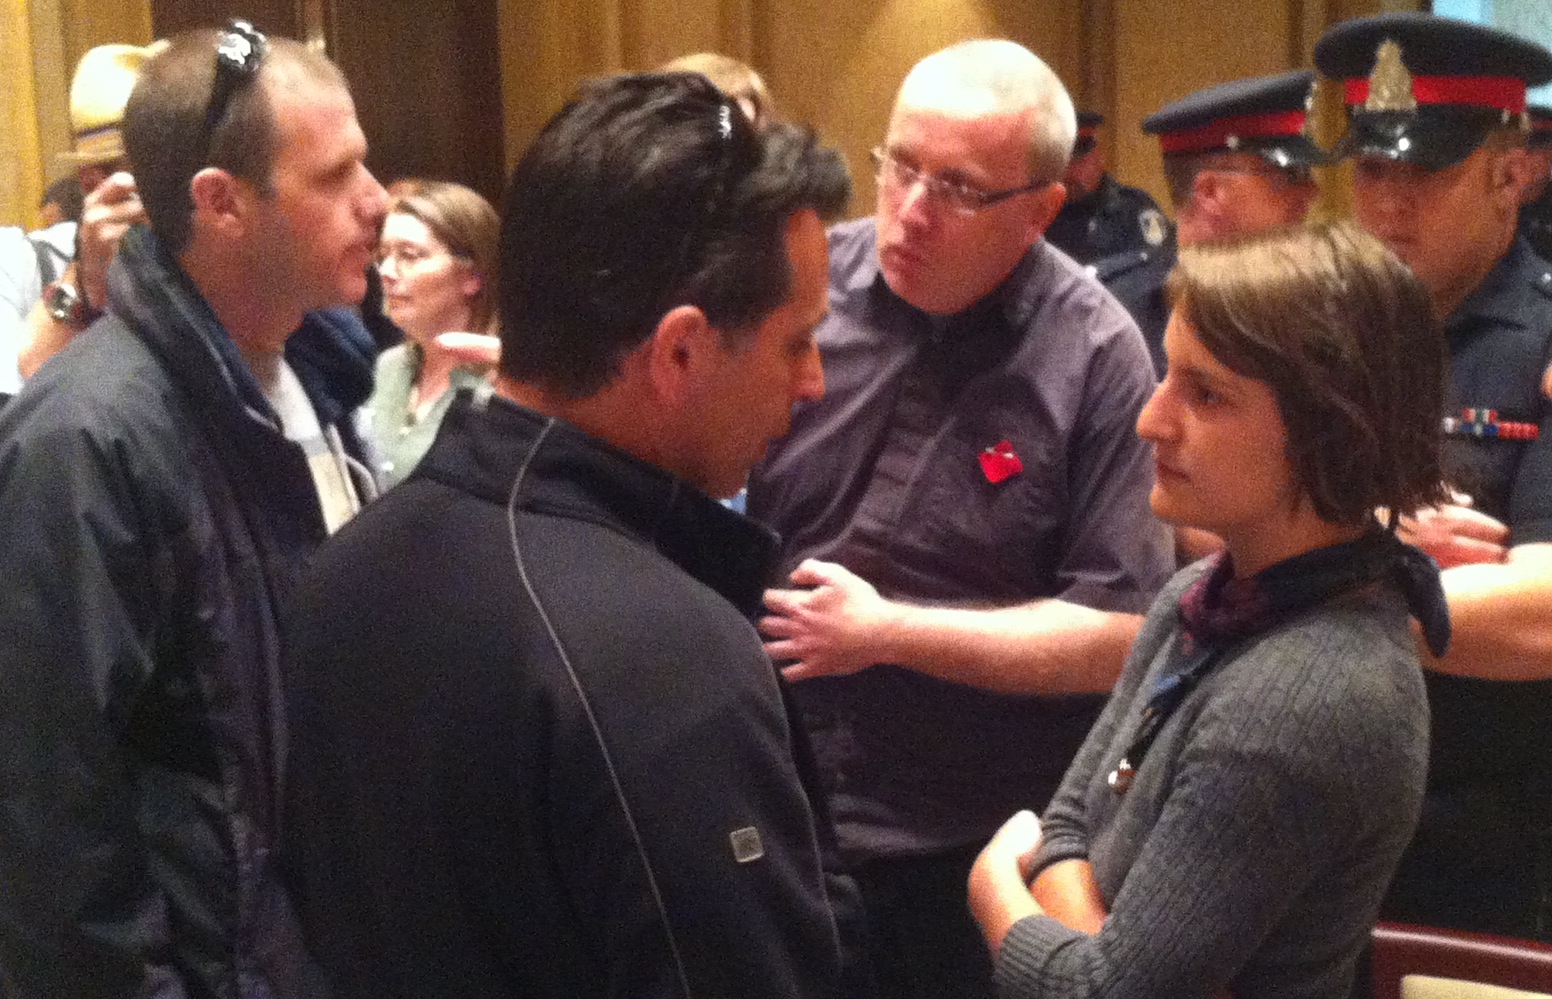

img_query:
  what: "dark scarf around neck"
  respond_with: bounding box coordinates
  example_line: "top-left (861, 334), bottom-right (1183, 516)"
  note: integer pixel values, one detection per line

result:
top-left (1178, 530), bottom-right (1451, 658)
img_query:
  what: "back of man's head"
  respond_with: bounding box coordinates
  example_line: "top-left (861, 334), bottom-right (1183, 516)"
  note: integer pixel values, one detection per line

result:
top-left (498, 72), bottom-right (849, 399)
top-left (895, 39), bottom-right (1076, 185)
top-left (124, 27), bottom-right (346, 254)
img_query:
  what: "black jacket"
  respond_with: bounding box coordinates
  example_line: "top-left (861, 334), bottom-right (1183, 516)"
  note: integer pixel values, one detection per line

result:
top-left (282, 395), bottom-right (852, 999)
top-left (0, 225), bottom-right (373, 998)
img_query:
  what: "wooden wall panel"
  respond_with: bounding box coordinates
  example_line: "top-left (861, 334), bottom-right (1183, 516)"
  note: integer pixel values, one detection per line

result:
top-left (331, 0), bottom-right (506, 205)
top-left (1, 3), bottom-right (45, 229)
top-left (151, 0), bottom-right (300, 45)
top-left (147, 0), bottom-right (507, 207)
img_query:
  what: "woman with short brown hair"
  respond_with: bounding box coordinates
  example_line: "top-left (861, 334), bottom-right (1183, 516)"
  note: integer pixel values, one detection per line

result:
top-left (970, 222), bottom-right (1450, 999)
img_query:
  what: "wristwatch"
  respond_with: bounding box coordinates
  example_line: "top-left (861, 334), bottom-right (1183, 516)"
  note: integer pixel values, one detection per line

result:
top-left (45, 282), bottom-right (95, 329)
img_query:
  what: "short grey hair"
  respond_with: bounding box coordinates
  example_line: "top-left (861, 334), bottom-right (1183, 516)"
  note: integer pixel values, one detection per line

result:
top-left (895, 39), bottom-right (1076, 184)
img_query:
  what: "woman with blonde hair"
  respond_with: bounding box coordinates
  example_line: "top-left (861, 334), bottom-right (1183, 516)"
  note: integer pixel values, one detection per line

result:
top-left (370, 178), bottom-right (499, 487)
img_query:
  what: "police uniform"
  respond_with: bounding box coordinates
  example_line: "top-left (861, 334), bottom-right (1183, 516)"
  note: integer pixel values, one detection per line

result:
top-left (1088, 241), bottom-right (1174, 377)
top-left (1317, 11), bottom-right (1552, 941)
top-left (1097, 71), bottom-right (1328, 372)
top-left (1519, 105), bottom-right (1552, 262)
top-left (1045, 111), bottom-right (1172, 265)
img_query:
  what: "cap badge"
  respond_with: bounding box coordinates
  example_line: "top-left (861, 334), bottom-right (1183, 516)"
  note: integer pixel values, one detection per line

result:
top-left (1139, 208), bottom-right (1168, 248)
top-left (1366, 39), bottom-right (1417, 113)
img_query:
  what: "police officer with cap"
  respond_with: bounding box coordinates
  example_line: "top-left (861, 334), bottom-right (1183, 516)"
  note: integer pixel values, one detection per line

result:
top-left (1519, 105), bottom-right (1552, 260)
top-left (1317, 10), bottom-right (1552, 941)
top-left (1045, 110), bottom-right (1171, 266)
top-left (1097, 70), bottom-right (1327, 374)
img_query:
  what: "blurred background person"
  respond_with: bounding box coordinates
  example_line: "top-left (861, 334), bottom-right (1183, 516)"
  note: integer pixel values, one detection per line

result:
top-left (2, 41), bottom-right (165, 397)
top-left (370, 178), bottom-right (499, 488)
top-left (970, 222), bottom-right (1447, 999)
top-left (660, 51), bottom-right (774, 127)
top-left (1044, 110), bottom-right (1171, 265)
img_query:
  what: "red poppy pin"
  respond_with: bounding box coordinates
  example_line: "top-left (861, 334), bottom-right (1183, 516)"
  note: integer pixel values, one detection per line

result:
top-left (979, 439), bottom-right (1023, 484)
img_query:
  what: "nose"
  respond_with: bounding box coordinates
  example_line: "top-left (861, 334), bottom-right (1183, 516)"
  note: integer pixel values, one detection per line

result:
top-left (378, 251), bottom-right (399, 282)
top-left (1134, 380), bottom-right (1173, 446)
top-left (1290, 181), bottom-right (1319, 222)
top-left (1352, 168), bottom-right (1411, 233)
top-left (891, 177), bottom-right (938, 233)
top-left (794, 341), bottom-right (825, 404)
top-left (361, 168), bottom-right (389, 226)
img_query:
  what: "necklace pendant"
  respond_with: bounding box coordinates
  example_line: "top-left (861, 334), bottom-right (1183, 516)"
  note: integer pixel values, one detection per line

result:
top-left (1108, 759), bottom-right (1135, 795)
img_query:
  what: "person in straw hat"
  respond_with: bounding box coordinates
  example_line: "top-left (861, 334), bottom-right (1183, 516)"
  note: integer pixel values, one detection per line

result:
top-left (0, 40), bottom-right (163, 399)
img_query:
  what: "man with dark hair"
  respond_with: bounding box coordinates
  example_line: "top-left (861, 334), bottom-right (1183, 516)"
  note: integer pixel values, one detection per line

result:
top-left (281, 72), bottom-right (857, 999)
top-left (1317, 11), bottom-right (1552, 940)
top-left (0, 22), bottom-right (385, 998)
top-left (748, 40), bottom-right (1170, 999)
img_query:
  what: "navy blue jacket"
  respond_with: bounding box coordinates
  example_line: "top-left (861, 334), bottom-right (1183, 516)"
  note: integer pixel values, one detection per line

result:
top-left (0, 225), bottom-right (373, 998)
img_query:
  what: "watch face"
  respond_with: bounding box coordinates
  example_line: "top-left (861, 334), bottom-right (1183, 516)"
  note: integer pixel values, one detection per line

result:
top-left (47, 283), bottom-right (81, 323)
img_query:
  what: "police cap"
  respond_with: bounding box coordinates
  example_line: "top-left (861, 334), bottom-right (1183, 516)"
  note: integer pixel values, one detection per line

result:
top-left (1315, 13), bottom-right (1552, 170)
top-left (1143, 70), bottom-right (1328, 168)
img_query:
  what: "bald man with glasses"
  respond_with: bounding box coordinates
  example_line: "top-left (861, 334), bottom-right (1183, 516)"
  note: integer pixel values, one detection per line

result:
top-left (747, 39), bottom-right (1170, 999)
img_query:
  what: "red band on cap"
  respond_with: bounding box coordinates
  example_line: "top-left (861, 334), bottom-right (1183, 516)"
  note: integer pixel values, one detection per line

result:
top-left (1077, 125), bottom-right (1098, 139)
top-left (1344, 76), bottom-right (1526, 113)
top-left (1157, 110), bottom-right (1308, 154)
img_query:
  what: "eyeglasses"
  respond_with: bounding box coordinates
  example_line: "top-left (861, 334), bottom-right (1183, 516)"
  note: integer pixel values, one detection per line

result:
top-left (871, 147), bottom-right (1044, 216)
top-left (377, 242), bottom-right (467, 272)
top-left (202, 20), bottom-right (268, 161)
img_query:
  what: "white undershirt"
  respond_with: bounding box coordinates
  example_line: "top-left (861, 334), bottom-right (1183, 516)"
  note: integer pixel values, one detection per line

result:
top-left (245, 349), bottom-right (361, 534)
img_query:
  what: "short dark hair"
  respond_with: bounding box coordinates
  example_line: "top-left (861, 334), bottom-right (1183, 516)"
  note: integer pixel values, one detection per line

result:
top-left (497, 72), bottom-right (850, 398)
top-left (124, 29), bottom-right (345, 253)
top-left (1169, 221), bottom-right (1450, 525)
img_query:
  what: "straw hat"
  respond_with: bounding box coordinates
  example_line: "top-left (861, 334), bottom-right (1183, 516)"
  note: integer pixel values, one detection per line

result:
top-left (59, 41), bottom-right (168, 168)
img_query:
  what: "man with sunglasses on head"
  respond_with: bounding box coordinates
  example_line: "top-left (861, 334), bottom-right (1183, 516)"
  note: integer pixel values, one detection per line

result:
top-left (747, 40), bottom-right (1170, 999)
top-left (1095, 71), bottom-right (1327, 375)
top-left (0, 24), bottom-right (385, 998)
top-left (281, 73), bottom-right (858, 999)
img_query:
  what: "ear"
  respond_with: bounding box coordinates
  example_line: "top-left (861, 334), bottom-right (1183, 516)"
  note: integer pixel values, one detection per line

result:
top-left (460, 269), bottom-right (484, 302)
top-left (189, 167), bottom-right (250, 238)
top-left (1028, 181), bottom-right (1067, 242)
top-left (1494, 146), bottom-right (1537, 210)
top-left (644, 303), bottom-right (721, 408)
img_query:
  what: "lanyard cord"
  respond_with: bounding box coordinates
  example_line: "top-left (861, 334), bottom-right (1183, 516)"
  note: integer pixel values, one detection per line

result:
top-left (1108, 640), bottom-right (1233, 795)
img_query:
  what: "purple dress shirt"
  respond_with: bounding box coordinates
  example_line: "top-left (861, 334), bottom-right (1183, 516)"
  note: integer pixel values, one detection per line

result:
top-left (747, 217), bottom-right (1173, 859)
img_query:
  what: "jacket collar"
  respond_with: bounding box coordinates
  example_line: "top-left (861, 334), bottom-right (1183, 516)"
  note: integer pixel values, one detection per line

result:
top-left (1449, 236), bottom-right (1549, 336)
top-left (420, 393), bottom-right (782, 616)
top-left (107, 225), bottom-right (374, 431)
